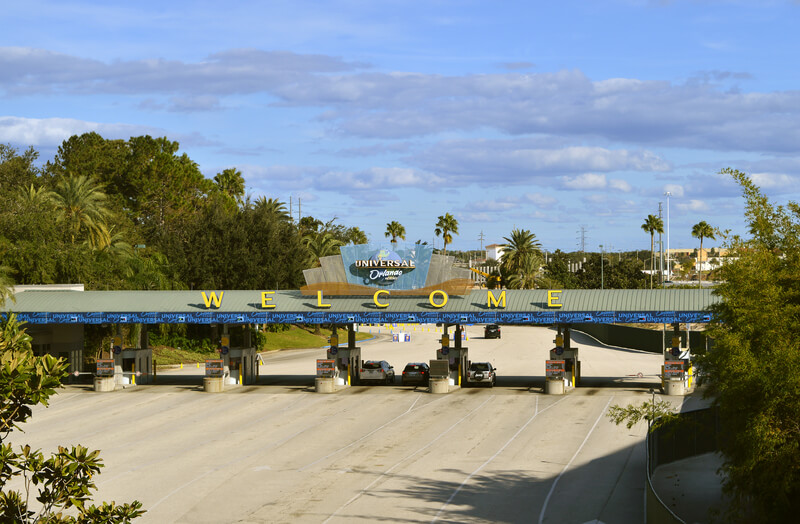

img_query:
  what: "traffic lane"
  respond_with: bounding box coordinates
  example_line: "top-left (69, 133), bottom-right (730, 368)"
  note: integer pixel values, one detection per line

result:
top-left (327, 394), bottom-right (647, 524)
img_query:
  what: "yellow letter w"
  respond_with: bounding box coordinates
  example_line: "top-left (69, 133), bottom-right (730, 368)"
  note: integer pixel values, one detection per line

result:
top-left (202, 291), bottom-right (224, 308)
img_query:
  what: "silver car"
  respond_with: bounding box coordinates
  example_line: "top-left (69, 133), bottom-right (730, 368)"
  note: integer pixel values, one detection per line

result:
top-left (467, 362), bottom-right (497, 387)
top-left (360, 360), bottom-right (395, 385)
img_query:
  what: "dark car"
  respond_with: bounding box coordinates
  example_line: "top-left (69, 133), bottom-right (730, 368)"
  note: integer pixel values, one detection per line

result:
top-left (401, 362), bottom-right (430, 386)
top-left (467, 362), bottom-right (497, 387)
top-left (484, 324), bottom-right (501, 339)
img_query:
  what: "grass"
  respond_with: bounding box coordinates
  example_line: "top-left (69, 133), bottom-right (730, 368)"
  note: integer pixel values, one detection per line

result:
top-left (152, 325), bottom-right (373, 366)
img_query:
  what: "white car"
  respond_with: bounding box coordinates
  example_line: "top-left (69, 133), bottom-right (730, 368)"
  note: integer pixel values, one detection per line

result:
top-left (467, 362), bottom-right (497, 387)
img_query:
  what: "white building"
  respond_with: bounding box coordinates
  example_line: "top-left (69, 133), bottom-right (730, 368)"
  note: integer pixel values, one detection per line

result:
top-left (485, 244), bottom-right (505, 262)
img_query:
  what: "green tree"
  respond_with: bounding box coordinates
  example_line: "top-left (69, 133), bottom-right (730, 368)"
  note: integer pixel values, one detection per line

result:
top-left (0, 314), bottom-right (145, 522)
top-left (303, 231), bottom-right (344, 266)
top-left (500, 229), bottom-right (542, 289)
top-left (641, 214), bottom-right (664, 289)
top-left (696, 168), bottom-right (800, 522)
top-left (384, 221), bottom-right (406, 245)
top-left (0, 266), bottom-right (13, 307)
top-left (49, 175), bottom-right (112, 248)
top-left (691, 220), bottom-right (716, 282)
top-left (253, 197), bottom-right (291, 222)
top-left (213, 168), bottom-right (246, 205)
top-left (542, 250), bottom-right (579, 288)
top-left (434, 213), bottom-right (459, 257)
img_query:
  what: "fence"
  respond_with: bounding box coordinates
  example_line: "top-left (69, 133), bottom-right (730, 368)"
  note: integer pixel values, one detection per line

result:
top-left (645, 407), bottom-right (721, 524)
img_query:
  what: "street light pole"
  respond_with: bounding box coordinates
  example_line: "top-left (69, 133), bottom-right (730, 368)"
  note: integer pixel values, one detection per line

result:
top-left (665, 191), bottom-right (672, 281)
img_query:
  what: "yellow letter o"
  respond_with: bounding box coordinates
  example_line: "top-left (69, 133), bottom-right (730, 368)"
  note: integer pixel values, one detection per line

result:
top-left (429, 290), bottom-right (448, 308)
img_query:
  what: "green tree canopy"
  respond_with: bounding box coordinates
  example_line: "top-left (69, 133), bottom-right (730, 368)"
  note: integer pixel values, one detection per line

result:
top-left (697, 168), bottom-right (800, 522)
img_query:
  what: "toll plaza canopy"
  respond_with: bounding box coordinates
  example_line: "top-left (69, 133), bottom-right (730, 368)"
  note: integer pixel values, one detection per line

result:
top-left (3, 288), bottom-right (718, 325)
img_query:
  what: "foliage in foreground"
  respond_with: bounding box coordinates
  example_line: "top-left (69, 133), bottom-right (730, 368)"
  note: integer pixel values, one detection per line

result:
top-left (0, 314), bottom-right (144, 523)
top-left (696, 168), bottom-right (800, 522)
top-left (606, 399), bottom-right (678, 431)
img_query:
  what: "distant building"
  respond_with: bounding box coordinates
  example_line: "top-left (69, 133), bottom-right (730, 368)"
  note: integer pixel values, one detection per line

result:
top-left (485, 244), bottom-right (505, 262)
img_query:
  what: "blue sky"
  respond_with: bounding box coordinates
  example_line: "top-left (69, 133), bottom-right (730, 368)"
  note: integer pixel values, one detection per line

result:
top-left (2, 0), bottom-right (800, 254)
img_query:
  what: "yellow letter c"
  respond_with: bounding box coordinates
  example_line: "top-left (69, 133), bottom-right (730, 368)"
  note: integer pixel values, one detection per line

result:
top-left (374, 290), bottom-right (389, 308)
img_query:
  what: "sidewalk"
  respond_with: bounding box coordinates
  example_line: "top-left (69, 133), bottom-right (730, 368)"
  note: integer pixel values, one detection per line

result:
top-left (650, 452), bottom-right (727, 523)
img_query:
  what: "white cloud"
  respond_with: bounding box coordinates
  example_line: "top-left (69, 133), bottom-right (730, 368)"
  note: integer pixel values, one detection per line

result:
top-left (662, 184), bottom-right (685, 197)
top-left (749, 172), bottom-right (799, 189)
top-left (525, 192), bottom-right (557, 206)
top-left (677, 199), bottom-right (709, 212)
top-left (0, 116), bottom-right (160, 146)
top-left (609, 179), bottom-right (632, 192)
top-left (560, 173), bottom-right (607, 190)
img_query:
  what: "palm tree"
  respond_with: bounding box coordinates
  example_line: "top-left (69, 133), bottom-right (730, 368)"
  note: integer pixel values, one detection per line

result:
top-left (49, 175), bottom-right (113, 248)
top-left (434, 213), bottom-right (459, 257)
top-left (501, 228), bottom-right (542, 289)
top-left (254, 196), bottom-right (291, 221)
top-left (691, 221), bottom-right (716, 282)
top-left (641, 214), bottom-right (664, 289)
top-left (303, 231), bottom-right (345, 267)
top-left (385, 221), bottom-right (406, 246)
top-left (213, 168), bottom-right (245, 204)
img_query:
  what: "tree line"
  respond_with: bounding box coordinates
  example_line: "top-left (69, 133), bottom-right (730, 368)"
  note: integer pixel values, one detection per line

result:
top-left (0, 134), bottom-right (369, 292)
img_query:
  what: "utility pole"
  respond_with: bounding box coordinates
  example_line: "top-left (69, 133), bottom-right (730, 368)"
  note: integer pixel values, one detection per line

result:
top-left (658, 202), bottom-right (664, 285)
top-left (665, 191), bottom-right (672, 281)
top-left (478, 230), bottom-right (485, 251)
top-left (577, 225), bottom-right (587, 252)
top-left (289, 197), bottom-right (293, 221)
top-left (298, 198), bottom-right (301, 222)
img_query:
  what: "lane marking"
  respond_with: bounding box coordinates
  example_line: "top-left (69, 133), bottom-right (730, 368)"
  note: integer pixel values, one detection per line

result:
top-left (432, 395), bottom-right (569, 523)
top-left (538, 395), bottom-right (614, 524)
top-left (299, 393), bottom-right (445, 472)
top-left (322, 396), bottom-right (495, 523)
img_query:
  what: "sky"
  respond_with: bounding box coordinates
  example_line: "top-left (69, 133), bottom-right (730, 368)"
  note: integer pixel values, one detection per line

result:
top-left (2, 0), bottom-right (800, 254)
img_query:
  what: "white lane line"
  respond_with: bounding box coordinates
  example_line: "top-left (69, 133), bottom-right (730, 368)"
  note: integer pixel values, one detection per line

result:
top-left (431, 395), bottom-right (569, 523)
top-left (322, 396), bottom-right (495, 524)
top-left (537, 395), bottom-right (614, 524)
top-left (298, 393), bottom-right (445, 472)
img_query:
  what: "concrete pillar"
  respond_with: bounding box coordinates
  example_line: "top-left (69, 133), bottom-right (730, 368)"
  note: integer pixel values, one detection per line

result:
top-left (204, 376), bottom-right (224, 393)
top-left (315, 377), bottom-right (335, 393)
top-left (545, 379), bottom-right (565, 395)
top-left (665, 378), bottom-right (685, 396)
top-left (430, 378), bottom-right (449, 394)
top-left (93, 376), bottom-right (115, 392)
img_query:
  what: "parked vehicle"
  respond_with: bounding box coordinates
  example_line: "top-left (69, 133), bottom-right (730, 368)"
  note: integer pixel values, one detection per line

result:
top-left (484, 324), bottom-right (501, 339)
top-left (467, 362), bottom-right (497, 387)
top-left (401, 362), bottom-right (430, 386)
top-left (360, 360), bottom-right (395, 385)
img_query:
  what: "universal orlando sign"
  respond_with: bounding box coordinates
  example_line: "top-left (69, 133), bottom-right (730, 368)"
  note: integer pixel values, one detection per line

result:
top-left (200, 289), bottom-right (565, 310)
top-left (354, 257), bottom-right (415, 284)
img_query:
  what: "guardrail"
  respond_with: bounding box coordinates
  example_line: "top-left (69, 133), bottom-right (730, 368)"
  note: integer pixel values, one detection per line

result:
top-left (645, 407), bottom-right (720, 524)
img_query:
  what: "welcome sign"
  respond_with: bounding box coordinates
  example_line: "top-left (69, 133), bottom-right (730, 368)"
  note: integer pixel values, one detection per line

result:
top-left (341, 243), bottom-right (433, 290)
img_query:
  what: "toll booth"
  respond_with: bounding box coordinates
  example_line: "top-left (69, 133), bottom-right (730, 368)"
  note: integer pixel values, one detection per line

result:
top-left (547, 325), bottom-right (580, 391)
top-left (27, 323), bottom-right (85, 382)
top-left (435, 324), bottom-right (468, 386)
top-left (218, 329), bottom-right (258, 385)
top-left (115, 347), bottom-right (153, 385)
top-left (545, 360), bottom-right (566, 395)
top-left (327, 324), bottom-right (361, 386)
top-left (662, 324), bottom-right (693, 395)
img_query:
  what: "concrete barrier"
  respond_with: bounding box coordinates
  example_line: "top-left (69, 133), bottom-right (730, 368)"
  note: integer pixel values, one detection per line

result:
top-left (430, 378), bottom-right (449, 394)
top-left (315, 377), bottom-right (335, 393)
top-left (203, 377), bottom-right (224, 393)
top-left (93, 376), bottom-right (115, 392)
top-left (545, 378), bottom-right (565, 395)
top-left (664, 379), bottom-right (685, 396)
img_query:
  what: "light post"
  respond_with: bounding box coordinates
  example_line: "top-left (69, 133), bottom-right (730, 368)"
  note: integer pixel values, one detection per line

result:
top-left (648, 387), bottom-right (656, 430)
top-left (665, 191), bottom-right (672, 281)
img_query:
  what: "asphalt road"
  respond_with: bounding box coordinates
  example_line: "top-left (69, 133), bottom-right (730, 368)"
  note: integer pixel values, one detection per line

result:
top-left (11, 325), bottom-right (671, 523)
